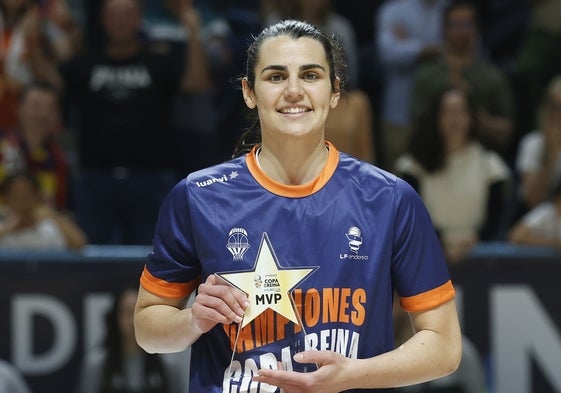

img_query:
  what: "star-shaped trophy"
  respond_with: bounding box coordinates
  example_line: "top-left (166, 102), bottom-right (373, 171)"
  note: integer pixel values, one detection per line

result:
top-left (216, 232), bottom-right (318, 374)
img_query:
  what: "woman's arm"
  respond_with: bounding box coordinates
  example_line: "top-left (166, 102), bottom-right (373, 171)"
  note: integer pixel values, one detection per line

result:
top-left (134, 274), bottom-right (249, 354)
top-left (134, 286), bottom-right (196, 354)
top-left (253, 298), bottom-right (462, 392)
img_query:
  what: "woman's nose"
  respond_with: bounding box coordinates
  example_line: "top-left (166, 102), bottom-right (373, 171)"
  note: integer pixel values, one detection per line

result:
top-left (285, 76), bottom-right (303, 99)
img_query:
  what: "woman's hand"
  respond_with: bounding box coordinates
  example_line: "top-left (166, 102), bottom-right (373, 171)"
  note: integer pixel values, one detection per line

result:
top-left (191, 274), bottom-right (250, 333)
top-left (253, 350), bottom-right (352, 393)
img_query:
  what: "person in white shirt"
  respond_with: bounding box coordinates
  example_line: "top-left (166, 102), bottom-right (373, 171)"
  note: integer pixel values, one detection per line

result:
top-left (515, 74), bottom-right (561, 211)
top-left (0, 171), bottom-right (87, 250)
top-left (509, 181), bottom-right (561, 252)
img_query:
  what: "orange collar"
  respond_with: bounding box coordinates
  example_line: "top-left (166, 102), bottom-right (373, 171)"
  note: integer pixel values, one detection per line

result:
top-left (246, 141), bottom-right (339, 197)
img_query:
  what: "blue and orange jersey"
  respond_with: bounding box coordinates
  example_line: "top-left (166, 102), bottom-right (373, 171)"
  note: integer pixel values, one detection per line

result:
top-left (141, 142), bottom-right (454, 393)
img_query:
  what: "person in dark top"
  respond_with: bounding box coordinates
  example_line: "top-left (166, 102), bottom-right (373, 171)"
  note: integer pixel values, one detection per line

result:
top-left (59, 0), bottom-right (212, 245)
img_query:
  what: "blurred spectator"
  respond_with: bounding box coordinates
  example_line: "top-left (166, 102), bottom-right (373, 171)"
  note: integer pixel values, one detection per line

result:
top-left (75, 286), bottom-right (188, 393)
top-left (0, 359), bottom-right (31, 393)
top-left (375, 0), bottom-right (449, 171)
top-left (412, 0), bottom-right (515, 157)
top-left (395, 87), bottom-right (511, 264)
top-left (476, 0), bottom-right (531, 73)
top-left (514, 74), bottom-right (561, 213)
top-left (59, 0), bottom-right (212, 245)
top-left (511, 0), bottom-right (561, 150)
top-left (508, 180), bottom-right (561, 252)
top-left (0, 0), bottom-right (78, 131)
top-left (0, 80), bottom-right (70, 210)
top-left (261, 0), bottom-right (361, 88)
top-left (140, 0), bottom-right (238, 174)
top-left (0, 170), bottom-right (87, 250)
top-left (326, 89), bottom-right (376, 163)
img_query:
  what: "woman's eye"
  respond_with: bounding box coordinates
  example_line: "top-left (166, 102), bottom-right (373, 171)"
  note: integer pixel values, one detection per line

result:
top-left (303, 72), bottom-right (318, 80)
top-left (268, 74), bottom-right (283, 82)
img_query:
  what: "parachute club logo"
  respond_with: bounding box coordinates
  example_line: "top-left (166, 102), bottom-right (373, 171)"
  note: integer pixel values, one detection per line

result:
top-left (340, 226), bottom-right (368, 261)
top-left (226, 228), bottom-right (250, 261)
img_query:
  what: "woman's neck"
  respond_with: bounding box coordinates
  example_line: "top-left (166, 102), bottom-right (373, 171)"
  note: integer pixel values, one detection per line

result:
top-left (257, 137), bottom-right (329, 185)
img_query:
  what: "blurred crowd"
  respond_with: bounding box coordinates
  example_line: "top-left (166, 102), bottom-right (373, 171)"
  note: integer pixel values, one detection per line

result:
top-left (0, 0), bottom-right (559, 256)
top-left (1, 0), bottom-right (561, 391)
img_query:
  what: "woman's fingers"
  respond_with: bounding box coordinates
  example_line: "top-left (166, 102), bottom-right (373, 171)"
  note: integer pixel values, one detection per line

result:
top-left (192, 275), bottom-right (250, 331)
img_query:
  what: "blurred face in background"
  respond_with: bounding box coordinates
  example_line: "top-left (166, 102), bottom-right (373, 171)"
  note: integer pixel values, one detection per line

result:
top-left (101, 0), bottom-right (141, 46)
top-left (295, 0), bottom-right (331, 21)
top-left (18, 87), bottom-right (61, 140)
top-left (438, 90), bottom-right (472, 152)
top-left (444, 5), bottom-right (478, 54)
top-left (4, 176), bottom-right (41, 224)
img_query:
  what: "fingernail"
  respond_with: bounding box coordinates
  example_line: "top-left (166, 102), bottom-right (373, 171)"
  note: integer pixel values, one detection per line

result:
top-left (235, 315), bottom-right (242, 323)
top-left (243, 301), bottom-right (250, 310)
top-left (293, 353), bottom-right (304, 361)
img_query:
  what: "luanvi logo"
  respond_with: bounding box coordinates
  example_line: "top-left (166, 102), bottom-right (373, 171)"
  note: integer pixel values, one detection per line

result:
top-left (195, 171), bottom-right (239, 188)
top-left (195, 174), bottom-right (228, 188)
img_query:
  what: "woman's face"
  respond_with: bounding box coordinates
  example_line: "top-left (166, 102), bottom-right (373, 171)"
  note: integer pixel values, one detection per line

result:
top-left (438, 90), bottom-right (472, 149)
top-left (242, 35), bottom-right (340, 141)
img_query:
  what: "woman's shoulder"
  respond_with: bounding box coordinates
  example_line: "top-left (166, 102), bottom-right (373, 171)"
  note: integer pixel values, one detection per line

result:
top-left (338, 152), bottom-right (417, 196)
top-left (184, 156), bottom-right (245, 180)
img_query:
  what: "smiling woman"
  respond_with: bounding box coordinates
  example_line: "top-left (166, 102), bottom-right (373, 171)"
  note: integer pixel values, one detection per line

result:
top-left (133, 19), bottom-right (462, 393)
top-left (239, 33), bottom-right (339, 185)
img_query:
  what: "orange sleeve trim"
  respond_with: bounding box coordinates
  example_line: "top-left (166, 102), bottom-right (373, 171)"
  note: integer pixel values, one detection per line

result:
top-left (400, 280), bottom-right (455, 312)
top-left (140, 266), bottom-right (199, 298)
top-left (246, 141), bottom-right (339, 197)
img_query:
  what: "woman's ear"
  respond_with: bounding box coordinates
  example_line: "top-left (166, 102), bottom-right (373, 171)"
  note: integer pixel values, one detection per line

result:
top-left (242, 77), bottom-right (257, 109)
top-left (331, 77), bottom-right (341, 109)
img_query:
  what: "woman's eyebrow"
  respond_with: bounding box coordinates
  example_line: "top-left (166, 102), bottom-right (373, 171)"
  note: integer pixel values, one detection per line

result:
top-left (300, 64), bottom-right (326, 72)
top-left (260, 65), bottom-right (286, 75)
top-left (260, 64), bottom-right (326, 75)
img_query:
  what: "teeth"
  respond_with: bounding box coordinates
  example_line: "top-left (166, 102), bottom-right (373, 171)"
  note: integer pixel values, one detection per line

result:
top-left (281, 107), bottom-right (307, 114)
